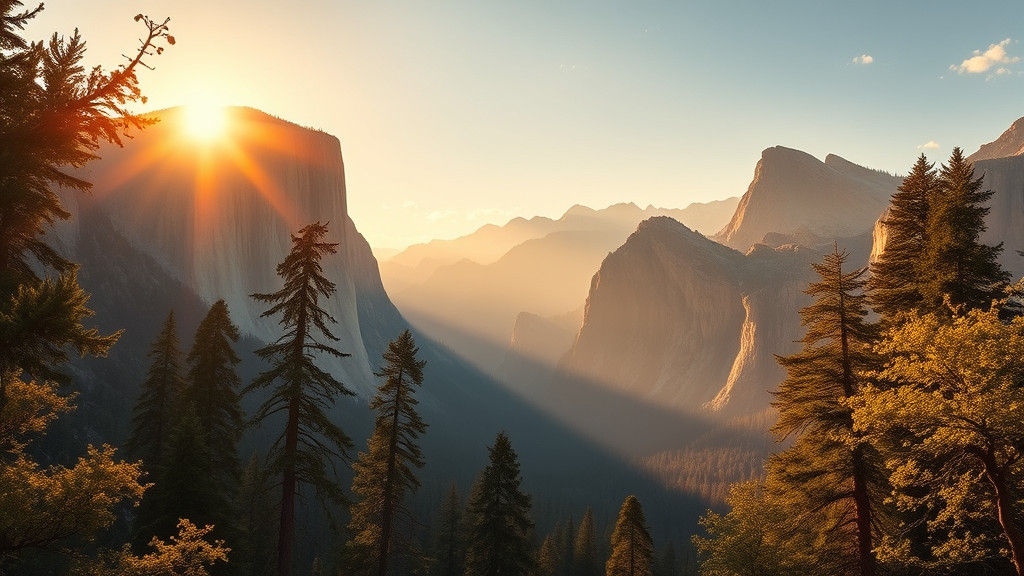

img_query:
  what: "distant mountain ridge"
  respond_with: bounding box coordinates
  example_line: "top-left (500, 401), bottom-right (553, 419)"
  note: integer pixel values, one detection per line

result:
top-left (714, 147), bottom-right (901, 251)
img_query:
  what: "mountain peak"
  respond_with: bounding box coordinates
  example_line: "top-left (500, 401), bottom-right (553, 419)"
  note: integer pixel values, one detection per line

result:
top-left (968, 116), bottom-right (1024, 163)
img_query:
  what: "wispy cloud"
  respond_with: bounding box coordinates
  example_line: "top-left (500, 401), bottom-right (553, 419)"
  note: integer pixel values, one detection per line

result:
top-left (852, 54), bottom-right (874, 65)
top-left (950, 38), bottom-right (1020, 77)
top-left (917, 140), bottom-right (940, 150)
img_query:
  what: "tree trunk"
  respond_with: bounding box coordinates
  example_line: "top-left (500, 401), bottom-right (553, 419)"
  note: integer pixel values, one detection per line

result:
top-left (851, 448), bottom-right (875, 576)
top-left (277, 396), bottom-right (300, 576)
top-left (983, 458), bottom-right (1024, 576)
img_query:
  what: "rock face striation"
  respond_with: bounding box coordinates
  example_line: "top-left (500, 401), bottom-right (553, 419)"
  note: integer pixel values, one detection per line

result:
top-left (562, 217), bottom-right (818, 416)
top-left (65, 107), bottom-right (387, 394)
top-left (714, 147), bottom-right (900, 251)
top-left (871, 117), bottom-right (1024, 279)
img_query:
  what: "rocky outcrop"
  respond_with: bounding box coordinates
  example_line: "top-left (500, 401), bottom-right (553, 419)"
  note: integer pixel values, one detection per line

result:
top-left (561, 217), bottom-right (818, 415)
top-left (714, 147), bottom-right (900, 251)
top-left (968, 117), bottom-right (1024, 163)
top-left (67, 107), bottom-right (388, 395)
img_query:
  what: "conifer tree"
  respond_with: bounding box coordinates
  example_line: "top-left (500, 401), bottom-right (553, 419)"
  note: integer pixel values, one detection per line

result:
top-left (431, 485), bottom-right (465, 576)
top-left (126, 310), bottom-right (185, 474)
top-left (464, 432), bottom-right (535, 576)
top-left (345, 330), bottom-right (429, 576)
top-left (573, 508), bottom-right (599, 576)
top-left (0, 4), bottom-right (182, 570)
top-left (770, 246), bottom-right (884, 576)
top-left (539, 531), bottom-right (563, 576)
top-left (605, 496), bottom-right (653, 576)
top-left (868, 154), bottom-right (938, 321)
top-left (184, 300), bottom-right (244, 482)
top-left (922, 147), bottom-right (1009, 314)
top-left (247, 222), bottom-right (354, 576)
top-left (0, 5), bottom-right (172, 405)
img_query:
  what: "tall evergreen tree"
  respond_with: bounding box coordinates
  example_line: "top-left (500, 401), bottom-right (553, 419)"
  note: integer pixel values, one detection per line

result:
top-left (247, 222), bottom-right (354, 576)
top-left (539, 531), bottom-right (563, 576)
top-left (0, 4), bottom-right (178, 570)
top-left (464, 432), bottom-right (535, 576)
top-left (868, 154), bottom-right (938, 321)
top-left (431, 485), bottom-right (465, 576)
top-left (0, 5), bottom-right (173, 403)
top-left (922, 147), bottom-right (1010, 314)
top-left (771, 246), bottom-right (884, 576)
top-left (126, 310), bottom-right (185, 473)
top-left (184, 300), bottom-right (244, 482)
top-left (605, 496), bottom-right (653, 576)
top-left (345, 329), bottom-right (429, 576)
top-left (573, 508), bottom-right (598, 576)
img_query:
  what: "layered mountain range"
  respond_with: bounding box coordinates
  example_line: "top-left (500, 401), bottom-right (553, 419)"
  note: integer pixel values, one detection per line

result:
top-left (380, 200), bottom-right (739, 373)
top-left (53, 107), bottom-right (707, 541)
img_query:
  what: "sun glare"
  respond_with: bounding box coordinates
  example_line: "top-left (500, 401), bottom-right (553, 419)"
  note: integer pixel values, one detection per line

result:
top-left (182, 103), bottom-right (227, 141)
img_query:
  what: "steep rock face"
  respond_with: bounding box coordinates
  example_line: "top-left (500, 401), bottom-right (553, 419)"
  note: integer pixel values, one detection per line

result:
top-left (871, 123), bottom-right (1024, 278)
top-left (714, 147), bottom-right (900, 251)
top-left (70, 107), bottom-right (380, 393)
top-left (562, 217), bottom-right (817, 415)
top-left (968, 117), bottom-right (1024, 163)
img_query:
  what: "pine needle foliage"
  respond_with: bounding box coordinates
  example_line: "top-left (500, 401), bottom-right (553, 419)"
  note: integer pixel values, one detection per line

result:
top-left (868, 154), bottom-right (938, 322)
top-left (247, 221), bottom-right (353, 576)
top-left (345, 329), bottom-right (429, 576)
top-left (464, 432), bottom-right (535, 576)
top-left (770, 246), bottom-right (885, 576)
top-left (605, 496), bottom-right (653, 576)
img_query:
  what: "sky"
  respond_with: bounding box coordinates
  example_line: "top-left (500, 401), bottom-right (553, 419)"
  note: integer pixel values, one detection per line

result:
top-left (36, 1), bottom-right (1024, 250)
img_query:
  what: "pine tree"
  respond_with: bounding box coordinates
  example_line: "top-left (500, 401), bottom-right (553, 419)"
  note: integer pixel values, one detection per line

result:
top-left (139, 406), bottom-right (225, 542)
top-left (126, 310), bottom-right (185, 474)
top-left (922, 147), bottom-right (1009, 314)
top-left (868, 154), bottom-right (938, 321)
top-left (605, 496), bottom-right (653, 576)
top-left (184, 300), bottom-right (244, 484)
top-left (345, 330), bottom-right (429, 576)
top-left (771, 246), bottom-right (884, 576)
top-left (573, 508), bottom-right (598, 576)
top-left (236, 454), bottom-right (277, 576)
top-left (247, 222), bottom-right (354, 576)
top-left (0, 5), bottom-right (172, 405)
top-left (431, 485), bottom-right (465, 576)
top-left (464, 432), bottom-right (535, 576)
top-left (539, 531), bottom-right (563, 576)
top-left (0, 4), bottom-right (177, 569)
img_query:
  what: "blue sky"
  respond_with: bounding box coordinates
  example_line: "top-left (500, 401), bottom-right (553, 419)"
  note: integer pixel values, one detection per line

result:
top-left (40, 1), bottom-right (1024, 249)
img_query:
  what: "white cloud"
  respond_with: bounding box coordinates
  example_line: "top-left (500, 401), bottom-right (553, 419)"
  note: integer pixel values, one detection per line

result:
top-left (917, 140), bottom-right (940, 150)
top-left (951, 38), bottom-right (1020, 75)
top-left (852, 54), bottom-right (874, 65)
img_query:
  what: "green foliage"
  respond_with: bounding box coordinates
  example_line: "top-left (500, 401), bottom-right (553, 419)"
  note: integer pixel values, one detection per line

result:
top-left (464, 432), bottom-right (535, 576)
top-left (769, 246), bottom-right (885, 575)
top-left (430, 485), bottom-right (465, 576)
top-left (868, 154), bottom-right (938, 322)
top-left (921, 147), bottom-right (1010, 315)
top-left (126, 311), bottom-right (185, 479)
top-left (605, 495), bottom-right (653, 576)
top-left (853, 309), bottom-right (1024, 573)
top-left (344, 330), bottom-right (429, 575)
top-left (693, 481), bottom-right (818, 576)
top-left (573, 508), bottom-right (599, 576)
top-left (247, 221), bottom-right (354, 576)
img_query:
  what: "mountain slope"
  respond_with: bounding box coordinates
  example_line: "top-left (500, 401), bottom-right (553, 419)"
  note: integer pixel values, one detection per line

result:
top-left (562, 216), bottom-right (818, 415)
top-left (714, 147), bottom-right (900, 251)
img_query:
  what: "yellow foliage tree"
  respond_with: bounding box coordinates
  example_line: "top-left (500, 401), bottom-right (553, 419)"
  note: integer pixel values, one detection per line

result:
top-left (853, 309), bottom-right (1024, 575)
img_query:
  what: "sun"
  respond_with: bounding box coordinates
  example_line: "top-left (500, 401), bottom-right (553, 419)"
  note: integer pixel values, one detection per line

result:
top-left (182, 103), bottom-right (227, 141)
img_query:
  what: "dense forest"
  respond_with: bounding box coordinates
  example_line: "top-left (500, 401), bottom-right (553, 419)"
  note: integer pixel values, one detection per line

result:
top-left (4, 3), bottom-right (1024, 576)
